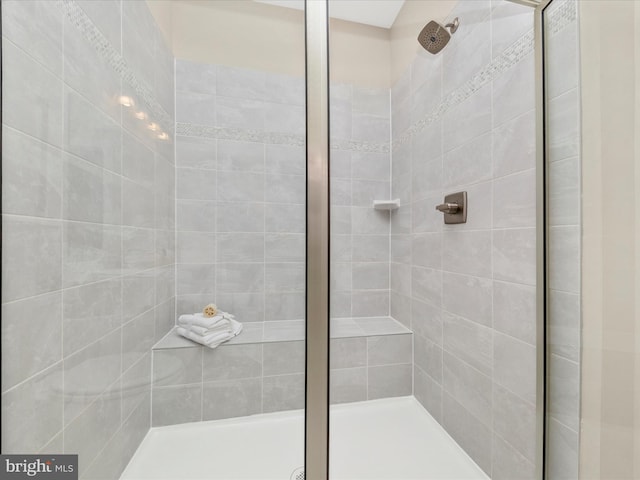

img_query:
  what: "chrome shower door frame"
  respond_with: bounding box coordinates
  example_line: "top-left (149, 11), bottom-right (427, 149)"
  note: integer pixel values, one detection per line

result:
top-left (304, 1), bottom-right (330, 480)
top-left (508, 1), bottom-right (549, 477)
top-left (304, 0), bottom-right (552, 479)
top-left (535, 0), bottom-right (554, 479)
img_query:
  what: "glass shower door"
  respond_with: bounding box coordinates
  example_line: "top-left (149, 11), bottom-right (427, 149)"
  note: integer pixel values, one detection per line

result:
top-left (1, 0), bottom-right (311, 478)
top-left (327, 0), bottom-right (541, 478)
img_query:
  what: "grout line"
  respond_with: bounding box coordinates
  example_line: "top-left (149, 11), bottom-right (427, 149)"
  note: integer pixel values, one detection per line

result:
top-left (119, 12), bottom-right (127, 429)
top-left (365, 337), bottom-right (369, 400)
top-left (438, 49), bottom-right (445, 417)
top-left (1, 360), bottom-right (62, 396)
top-left (261, 139), bottom-right (266, 413)
top-left (60, 6), bottom-right (67, 453)
top-left (1, 212), bottom-right (167, 231)
top-left (488, 10), bottom-right (496, 471)
top-left (260, 344), bottom-right (264, 414)
top-left (200, 347), bottom-right (204, 421)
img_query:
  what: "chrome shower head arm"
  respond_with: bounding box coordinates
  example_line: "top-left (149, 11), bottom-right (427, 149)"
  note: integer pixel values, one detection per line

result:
top-left (445, 17), bottom-right (460, 34)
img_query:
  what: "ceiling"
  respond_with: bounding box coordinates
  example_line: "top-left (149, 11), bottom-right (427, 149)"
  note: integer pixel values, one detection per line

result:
top-left (253, 0), bottom-right (406, 29)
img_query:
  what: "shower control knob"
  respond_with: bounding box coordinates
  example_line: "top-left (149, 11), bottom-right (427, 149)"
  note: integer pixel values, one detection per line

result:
top-left (435, 202), bottom-right (460, 214)
top-left (436, 191), bottom-right (467, 224)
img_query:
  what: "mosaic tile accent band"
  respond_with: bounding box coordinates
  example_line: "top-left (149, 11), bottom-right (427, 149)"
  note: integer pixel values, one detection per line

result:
top-left (546, 0), bottom-right (577, 36)
top-left (176, 123), bottom-right (390, 153)
top-left (61, 0), bottom-right (573, 154)
top-left (59, 1), bottom-right (388, 153)
top-left (392, 0), bottom-right (577, 149)
top-left (60, 0), bottom-right (173, 130)
top-left (176, 123), bottom-right (304, 147)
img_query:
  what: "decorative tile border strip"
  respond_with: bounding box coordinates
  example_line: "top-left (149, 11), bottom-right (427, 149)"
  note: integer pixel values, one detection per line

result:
top-left (331, 138), bottom-right (390, 154)
top-left (176, 123), bottom-right (390, 154)
top-left (546, 0), bottom-right (576, 37)
top-left (60, 0), bottom-right (173, 130)
top-left (177, 123), bottom-right (304, 147)
top-left (392, 0), bottom-right (576, 149)
top-left (393, 29), bottom-right (534, 148)
top-left (60, 0), bottom-right (573, 155)
top-left (62, 0), bottom-right (389, 154)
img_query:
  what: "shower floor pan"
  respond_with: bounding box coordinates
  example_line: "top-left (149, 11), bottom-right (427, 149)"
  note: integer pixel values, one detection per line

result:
top-left (121, 396), bottom-right (488, 480)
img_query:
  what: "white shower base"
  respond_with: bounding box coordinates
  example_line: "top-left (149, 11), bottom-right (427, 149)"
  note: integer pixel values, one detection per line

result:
top-left (121, 396), bottom-right (488, 480)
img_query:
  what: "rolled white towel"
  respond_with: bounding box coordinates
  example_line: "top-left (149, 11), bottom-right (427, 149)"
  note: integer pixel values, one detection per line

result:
top-left (176, 318), bottom-right (243, 348)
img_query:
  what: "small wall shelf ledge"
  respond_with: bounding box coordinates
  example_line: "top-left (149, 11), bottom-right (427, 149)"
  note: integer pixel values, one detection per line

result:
top-left (373, 199), bottom-right (400, 211)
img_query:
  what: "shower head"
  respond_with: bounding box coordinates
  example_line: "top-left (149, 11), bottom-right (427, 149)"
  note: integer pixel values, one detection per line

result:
top-left (417, 17), bottom-right (459, 54)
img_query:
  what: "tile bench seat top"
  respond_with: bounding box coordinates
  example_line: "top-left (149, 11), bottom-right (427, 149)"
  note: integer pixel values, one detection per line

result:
top-left (153, 316), bottom-right (411, 350)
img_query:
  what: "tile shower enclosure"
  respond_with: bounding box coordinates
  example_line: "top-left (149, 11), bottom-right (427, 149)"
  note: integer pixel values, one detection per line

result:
top-left (0, 0), bottom-right (579, 479)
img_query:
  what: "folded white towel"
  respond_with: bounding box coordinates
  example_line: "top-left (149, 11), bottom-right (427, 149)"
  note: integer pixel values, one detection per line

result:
top-left (178, 312), bottom-right (235, 331)
top-left (176, 318), bottom-right (243, 348)
top-left (184, 323), bottom-right (228, 337)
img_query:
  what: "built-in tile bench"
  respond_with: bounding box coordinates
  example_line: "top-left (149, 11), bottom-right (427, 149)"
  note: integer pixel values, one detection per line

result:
top-left (151, 317), bottom-right (412, 427)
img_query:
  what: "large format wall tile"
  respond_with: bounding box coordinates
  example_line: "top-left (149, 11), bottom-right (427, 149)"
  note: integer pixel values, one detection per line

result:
top-left (493, 169), bottom-right (536, 228)
top-left (493, 228), bottom-right (536, 285)
top-left (547, 417), bottom-right (578, 479)
top-left (63, 278), bottom-right (121, 356)
top-left (330, 368), bottom-right (367, 404)
top-left (64, 90), bottom-right (121, 173)
top-left (2, 216), bottom-right (62, 302)
top-left (64, 14), bottom-right (121, 121)
top-left (176, 59), bottom-right (217, 96)
top-left (152, 385), bottom-right (202, 427)
top-left (154, 347), bottom-right (203, 387)
top-left (1, 363), bottom-right (63, 454)
top-left (442, 230), bottom-right (492, 278)
top-left (493, 384), bottom-right (536, 463)
top-left (491, 1), bottom-right (533, 59)
top-left (63, 154), bottom-right (122, 224)
top-left (492, 53), bottom-right (535, 128)
top-left (2, 40), bottom-right (63, 147)
top-left (493, 280), bottom-right (536, 345)
top-left (63, 222), bottom-right (121, 288)
top-left (263, 374), bottom-right (305, 413)
top-left (492, 433), bottom-right (535, 480)
top-left (443, 352), bottom-right (492, 426)
top-left (65, 382), bottom-right (121, 477)
top-left (443, 393), bottom-right (492, 474)
top-left (442, 85), bottom-right (492, 153)
top-left (368, 364), bottom-right (412, 400)
top-left (204, 344), bottom-right (262, 381)
top-left (1, 1), bottom-right (175, 474)
top-left (414, 363), bottom-right (442, 422)
top-left (493, 110), bottom-right (536, 178)
top-left (493, 332), bottom-right (536, 405)
top-left (2, 0), bottom-right (63, 77)
top-left (2, 126), bottom-right (63, 219)
top-left (2, 292), bottom-right (62, 392)
top-left (390, 4), bottom-right (542, 472)
top-left (442, 272), bottom-right (492, 328)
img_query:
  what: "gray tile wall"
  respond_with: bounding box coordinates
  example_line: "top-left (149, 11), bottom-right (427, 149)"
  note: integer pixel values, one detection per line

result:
top-left (1, 0), bottom-right (578, 477)
top-left (390, 0), bottom-right (540, 477)
top-left (175, 61), bottom-right (391, 323)
top-left (544, 1), bottom-right (581, 478)
top-left (151, 333), bottom-right (412, 427)
top-left (329, 85), bottom-right (392, 319)
top-left (175, 60), bottom-right (307, 322)
top-left (173, 61), bottom-right (396, 429)
top-left (1, 1), bottom-right (175, 478)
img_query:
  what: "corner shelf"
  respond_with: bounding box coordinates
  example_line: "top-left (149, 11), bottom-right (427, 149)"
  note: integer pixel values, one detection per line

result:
top-left (373, 199), bottom-right (400, 211)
